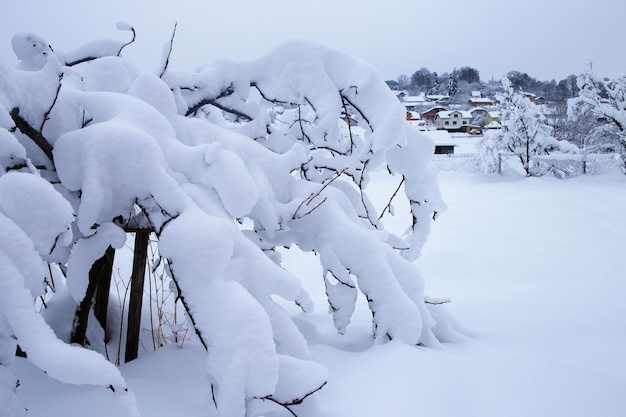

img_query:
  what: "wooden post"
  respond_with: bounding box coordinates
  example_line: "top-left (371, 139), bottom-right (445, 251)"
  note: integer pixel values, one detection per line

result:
top-left (93, 246), bottom-right (115, 340)
top-left (125, 231), bottom-right (149, 363)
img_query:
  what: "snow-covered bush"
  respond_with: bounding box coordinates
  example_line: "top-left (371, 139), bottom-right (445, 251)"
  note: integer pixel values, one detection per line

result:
top-left (479, 77), bottom-right (578, 176)
top-left (0, 24), bottom-right (461, 417)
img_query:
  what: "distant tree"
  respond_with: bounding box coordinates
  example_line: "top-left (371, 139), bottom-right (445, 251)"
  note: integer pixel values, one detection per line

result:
top-left (447, 75), bottom-right (458, 96)
top-left (410, 67), bottom-right (431, 93)
top-left (385, 79), bottom-right (399, 90)
top-left (454, 66), bottom-right (480, 84)
top-left (397, 73), bottom-right (410, 90)
top-left (479, 77), bottom-right (577, 175)
top-left (568, 69), bottom-right (626, 171)
top-left (549, 101), bottom-right (602, 148)
top-left (428, 72), bottom-right (440, 95)
top-left (554, 75), bottom-right (579, 101)
top-left (505, 70), bottom-right (544, 93)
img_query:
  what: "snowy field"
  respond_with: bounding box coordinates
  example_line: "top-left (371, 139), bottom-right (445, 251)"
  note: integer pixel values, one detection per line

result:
top-left (11, 169), bottom-right (626, 417)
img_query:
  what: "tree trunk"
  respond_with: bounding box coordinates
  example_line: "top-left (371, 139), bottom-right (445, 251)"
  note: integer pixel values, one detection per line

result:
top-left (93, 246), bottom-right (115, 341)
top-left (125, 231), bottom-right (149, 363)
top-left (71, 248), bottom-right (115, 346)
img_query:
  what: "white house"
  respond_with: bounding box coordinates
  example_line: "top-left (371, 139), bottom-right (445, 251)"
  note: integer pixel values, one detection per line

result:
top-left (398, 92), bottom-right (427, 112)
top-left (433, 110), bottom-right (473, 131)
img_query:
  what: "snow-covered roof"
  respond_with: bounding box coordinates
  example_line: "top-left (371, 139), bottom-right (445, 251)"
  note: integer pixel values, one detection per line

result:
top-left (401, 94), bottom-right (427, 103)
top-left (485, 121), bottom-right (502, 129)
top-left (435, 110), bottom-right (473, 119)
top-left (422, 130), bottom-right (455, 145)
top-left (426, 94), bottom-right (450, 102)
top-left (421, 106), bottom-right (447, 114)
top-left (468, 97), bottom-right (494, 104)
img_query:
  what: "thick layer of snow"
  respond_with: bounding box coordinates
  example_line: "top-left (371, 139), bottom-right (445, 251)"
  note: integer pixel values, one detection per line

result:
top-left (11, 171), bottom-right (626, 417)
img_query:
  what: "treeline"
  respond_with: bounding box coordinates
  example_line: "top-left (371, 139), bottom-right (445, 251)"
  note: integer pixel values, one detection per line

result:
top-left (386, 66), bottom-right (580, 103)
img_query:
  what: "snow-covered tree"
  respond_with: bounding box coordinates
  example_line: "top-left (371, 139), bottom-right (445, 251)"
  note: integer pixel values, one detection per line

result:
top-left (567, 69), bottom-right (626, 172)
top-left (428, 72), bottom-right (440, 95)
top-left (446, 75), bottom-right (458, 97)
top-left (0, 24), bottom-right (462, 417)
top-left (479, 77), bottom-right (577, 176)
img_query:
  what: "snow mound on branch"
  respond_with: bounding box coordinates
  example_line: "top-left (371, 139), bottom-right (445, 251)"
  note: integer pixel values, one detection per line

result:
top-left (82, 57), bottom-right (139, 93)
top-left (11, 33), bottom-right (51, 71)
top-left (0, 172), bottom-right (74, 262)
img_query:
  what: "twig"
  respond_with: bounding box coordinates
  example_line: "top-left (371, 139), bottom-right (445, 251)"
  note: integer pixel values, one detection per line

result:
top-left (292, 168), bottom-right (346, 219)
top-left (341, 96), bottom-right (355, 153)
top-left (166, 263), bottom-right (208, 351)
top-left (424, 297), bottom-right (451, 305)
top-left (159, 22), bottom-right (177, 78)
top-left (339, 91), bottom-right (373, 132)
top-left (64, 24), bottom-right (137, 66)
top-left (117, 25), bottom-right (136, 57)
top-left (184, 83), bottom-right (252, 121)
top-left (40, 73), bottom-right (64, 132)
top-left (378, 176), bottom-right (405, 221)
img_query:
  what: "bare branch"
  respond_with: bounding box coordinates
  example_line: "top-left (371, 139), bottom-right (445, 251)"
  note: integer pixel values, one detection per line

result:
top-left (292, 168), bottom-right (346, 219)
top-left (251, 82), bottom-right (295, 106)
top-left (261, 380), bottom-right (327, 416)
top-left (339, 91), bottom-right (373, 132)
top-left (117, 25), bottom-right (136, 56)
top-left (159, 22), bottom-right (177, 78)
top-left (184, 83), bottom-right (253, 121)
top-left (166, 262), bottom-right (209, 351)
top-left (40, 73), bottom-right (64, 132)
top-left (425, 297), bottom-right (451, 305)
top-left (378, 176), bottom-right (405, 221)
top-left (299, 197), bottom-right (327, 218)
top-left (10, 107), bottom-right (54, 164)
top-left (63, 25), bottom-right (137, 67)
top-left (295, 104), bottom-right (312, 143)
top-left (340, 96), bottom-right (355, 153)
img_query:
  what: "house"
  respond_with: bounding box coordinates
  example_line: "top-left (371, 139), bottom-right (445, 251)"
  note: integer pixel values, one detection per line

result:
top-left (421, 106), bottom-right (447, 122)
top-left (470, 107), bottom-right (489, 125)
top-left (485, 111), bottom-right (501, 126)
top-left (433, 110), bottom-right (473, 131)
top-left (468, 97), bottom-right (495, 107)
top-left (406, 110), bottom-right (421, 121)
top-left (426, 94), bottom-right (451, 105)
top-left (398, 92), bottom-right (427, 112)
top-left (422, 130), bottom-right (457, 154)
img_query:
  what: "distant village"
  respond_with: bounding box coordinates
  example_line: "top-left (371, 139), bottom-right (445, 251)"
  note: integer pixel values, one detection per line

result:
top-left (394, 89), bottom-right (552, 155)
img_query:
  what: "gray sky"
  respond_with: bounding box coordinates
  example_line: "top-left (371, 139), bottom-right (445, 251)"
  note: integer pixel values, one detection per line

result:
top-left (2, 0), bottom-right (625, 83)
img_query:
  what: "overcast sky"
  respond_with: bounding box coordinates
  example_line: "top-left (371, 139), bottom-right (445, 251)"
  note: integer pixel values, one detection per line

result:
top-left (2, 0), bottom-right (625, 83)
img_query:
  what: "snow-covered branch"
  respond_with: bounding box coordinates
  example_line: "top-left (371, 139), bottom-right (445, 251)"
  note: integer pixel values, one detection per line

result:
top-left (9, 108), bottom-right (54, 163)
top-left (0, 28), bottom-right (459, 417)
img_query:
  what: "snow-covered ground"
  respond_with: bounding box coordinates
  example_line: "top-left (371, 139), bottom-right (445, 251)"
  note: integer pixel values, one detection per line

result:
top-left (11, 170), bottom-right (626, 417)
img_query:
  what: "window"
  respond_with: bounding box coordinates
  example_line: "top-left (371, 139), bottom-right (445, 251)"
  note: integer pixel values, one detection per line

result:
top-left (452, 121), bottom-right (457, 125)
top-left (445, 121), bottom-right (449, 125)
top-left (462, 121), bottom-right (467, 125)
